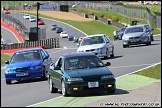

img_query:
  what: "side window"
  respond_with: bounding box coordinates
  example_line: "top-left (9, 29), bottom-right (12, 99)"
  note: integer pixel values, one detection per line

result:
top-left (104, 35), bottom-right (110, 43)
top-left (42, 49), bottom-right (49, 57)
top-left (40, 50), bottom-right (46, 58)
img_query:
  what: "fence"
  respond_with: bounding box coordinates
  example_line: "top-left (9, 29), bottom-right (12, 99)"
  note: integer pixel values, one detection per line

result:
top-left (1, 13), bottom-right (29, 41)
top-left (2, 38), bottom-right (60, 50)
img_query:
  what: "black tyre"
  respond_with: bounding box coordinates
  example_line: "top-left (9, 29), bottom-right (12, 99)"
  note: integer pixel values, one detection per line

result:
top-left (49, 76), bottom-right (58, 93)
top-left (104, 50), bottom-right (109, 59)
top-left (107, 88), bottom-right (116, 94)
top-left (110, 49), bottom-right (114, 58)
top-left (123, 45), bottom-right (127, 48)
top-left (41, 69), bottom-right (47, 80)
top-left (6, 80), bottom-right (11, 84)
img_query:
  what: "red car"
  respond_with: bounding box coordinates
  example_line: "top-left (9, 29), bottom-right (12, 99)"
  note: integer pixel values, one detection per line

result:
top-left (4, 10), bottom-right (10, 14)
top-left (38, 20), bottom-right (44, 25)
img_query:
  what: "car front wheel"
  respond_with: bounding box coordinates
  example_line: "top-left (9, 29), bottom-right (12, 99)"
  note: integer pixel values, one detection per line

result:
top-left (61, 81), bottom-right (69, 96)
top-left (6, 80), bottom-right (11, 84)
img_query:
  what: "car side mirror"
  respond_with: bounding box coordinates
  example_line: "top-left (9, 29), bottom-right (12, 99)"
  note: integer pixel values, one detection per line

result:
top-left (105, 62), bottom-right (111, 66)
top-left (54, 66), bottom-right (61, 70)
top-left (43, 56), bottom-right (48, 59)
top-left (5, 60), bottom-right (9, 64)
top-left (152, 28), bottom-right (154, 30)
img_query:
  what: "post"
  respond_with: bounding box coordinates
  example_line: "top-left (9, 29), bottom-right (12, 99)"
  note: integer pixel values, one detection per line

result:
top-left (37, 2), bottom-right (39, 41)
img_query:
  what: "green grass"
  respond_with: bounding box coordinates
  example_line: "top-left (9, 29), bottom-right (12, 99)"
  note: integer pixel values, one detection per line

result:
top-left (1, 54), bottom-right (10, 66)
top-left (135, 63), bottom-right (161, 79)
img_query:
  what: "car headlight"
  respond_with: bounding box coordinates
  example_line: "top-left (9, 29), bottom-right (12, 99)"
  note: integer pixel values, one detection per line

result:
top-left (101, 75), bottom-right (115, 79)
top-left (122, 36), bottom-right (129, 40)
top-left (5, 69), bottom-right (15, 73)
top-left (30, 66), bottom-right (42, 70)
top-left (96, 47), bottom-right (103, 51)
top-left (141, 34), bottom-right (146, 38)
top-left (67, 78), bottom-right (83, 82)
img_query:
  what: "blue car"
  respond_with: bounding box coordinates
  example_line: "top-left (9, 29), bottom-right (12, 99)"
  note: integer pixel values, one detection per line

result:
top-left (56, 27), bottom-right (63, 33)
top-left (4, 48), bottom-right (52, 84)
top-left (119, 27), bottom-right (127, 40)
top-left (140, 24), bottom-right (154, 41)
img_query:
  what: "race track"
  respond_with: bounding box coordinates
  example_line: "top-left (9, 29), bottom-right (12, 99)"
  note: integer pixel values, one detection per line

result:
top-left (1, 12), bottom-right (161, 107)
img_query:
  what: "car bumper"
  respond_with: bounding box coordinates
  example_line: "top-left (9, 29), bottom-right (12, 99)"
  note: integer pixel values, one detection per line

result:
top-left (123, 38), bottom-right (149, 45)
top-left (65, 79), bottom-right (116, 94)
top-left (4, 70), bottom-right (43, 81)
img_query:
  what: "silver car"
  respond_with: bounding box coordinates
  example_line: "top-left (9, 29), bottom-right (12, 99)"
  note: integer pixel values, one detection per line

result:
top-left (122, 25), bottom-right (151, 48)
top-left (77, 34), bottom-right (114, 59)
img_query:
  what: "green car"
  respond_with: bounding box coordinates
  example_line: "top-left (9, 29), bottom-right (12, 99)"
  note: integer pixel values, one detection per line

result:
top-left (48, 52), bottom-right (116, 96)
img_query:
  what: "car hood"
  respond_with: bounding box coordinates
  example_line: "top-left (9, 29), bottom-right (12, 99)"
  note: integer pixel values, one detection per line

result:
top-left (124, 32), bottom-right (144, 37)
top-left (6, 60), bottom-right (42, 69)
top-left (65, 67), bottom-right (112, 77)
top-left (77, 43), bottom-right (105, 51)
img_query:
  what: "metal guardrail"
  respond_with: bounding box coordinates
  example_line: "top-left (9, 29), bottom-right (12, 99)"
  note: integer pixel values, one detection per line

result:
top-left (2, 38), bottom-right (60, 50)
top-left (1, 13), bottom-right (29, 41)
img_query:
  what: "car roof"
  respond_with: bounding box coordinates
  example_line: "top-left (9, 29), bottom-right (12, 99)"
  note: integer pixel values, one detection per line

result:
top-left (15, 48), bottom-right (43, 53)
top-left (126, 25), bottom-right (144, 28)
top-left (62, 52), bottom-right (95, 58)
top-left (87, 34), bottom-right (106, 37)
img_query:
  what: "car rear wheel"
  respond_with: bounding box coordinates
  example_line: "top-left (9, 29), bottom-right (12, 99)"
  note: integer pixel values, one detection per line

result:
top-left (61, 81), bottom-right (69, 96)
top-left (49, 76), bottom-right (58, 93)
top-left (41, 69), bottom-right (47, 80)
top-left (6, 80), bottom-right (11, 84)
top-left (110, 48), bottom-right (114, 58)
top-left (104, 49), bottom-right (109, 59)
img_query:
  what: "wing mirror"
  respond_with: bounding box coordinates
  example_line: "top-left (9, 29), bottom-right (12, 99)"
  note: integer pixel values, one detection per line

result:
top-left (5, 60), bottom-right (9, 64)
top-left (105, 62), bottom-right (111, 66)
top-left (43, 56), bottom-right (48, 59)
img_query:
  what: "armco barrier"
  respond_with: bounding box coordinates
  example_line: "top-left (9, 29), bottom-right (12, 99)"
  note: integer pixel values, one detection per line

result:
top-left (2, 38), bottom-right (60, 50)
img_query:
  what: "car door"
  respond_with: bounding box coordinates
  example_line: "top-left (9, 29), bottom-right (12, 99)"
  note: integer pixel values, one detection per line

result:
top-left (104, 35), bottom-right (113, 54)
top-left (52, 57), bottom-right (64, 89)
top-left (40, 50), bottom-right (50, 74)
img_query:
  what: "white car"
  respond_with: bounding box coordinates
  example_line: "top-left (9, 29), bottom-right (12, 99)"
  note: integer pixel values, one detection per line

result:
top-left (72, 2), bottom-right (84, 8)
top-left (60, 31), bottom-right (69, 38)
top-left (77, 34), bottom-right (114, 59)
top-left (29, 16), bottom-right (36, 22)
top-left (23, 14), bottom-right (30, 19)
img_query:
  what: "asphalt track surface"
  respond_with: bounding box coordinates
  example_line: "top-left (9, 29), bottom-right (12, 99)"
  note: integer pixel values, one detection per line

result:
top-left (1, 12), bottom-right (161, 107)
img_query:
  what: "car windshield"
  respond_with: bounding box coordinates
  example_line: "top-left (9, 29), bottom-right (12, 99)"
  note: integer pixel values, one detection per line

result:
top-left (10, 51), bottom-right (41, 63)
top-left (80, 36), bottom-right (105, 46)
top-left (120, 28), bottom-right (126, 32)
top-left (52, 25), bottom-right (57, 27)
top-left (64, 56), bottom-right (104, 70)
top-left (125, 27), bottom-right (144, 34)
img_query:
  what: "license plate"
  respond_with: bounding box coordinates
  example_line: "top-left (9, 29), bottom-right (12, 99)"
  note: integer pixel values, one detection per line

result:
top-left (16, 73), bottom-right (29, 77)
top-left (131, 40), bottom-right (137, 42)
top-left (88, 81), bottom-right (99, 88)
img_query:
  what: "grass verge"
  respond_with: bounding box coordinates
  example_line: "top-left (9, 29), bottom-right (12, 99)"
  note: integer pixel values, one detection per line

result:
top-left (1, 54), bottom-right (10, 66)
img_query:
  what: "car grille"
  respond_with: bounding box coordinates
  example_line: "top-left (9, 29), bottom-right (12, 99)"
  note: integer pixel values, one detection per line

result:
top-left (85, 49), bottom-right (95, 52)
top-left (82, 76), bottom-right (101, 81)
top-left (129, 36), bottom-right (140, 39)
top-left (16, 67), bottom-right (28, 72)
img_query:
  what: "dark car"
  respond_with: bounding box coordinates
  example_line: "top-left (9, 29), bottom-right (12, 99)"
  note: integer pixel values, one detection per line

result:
top-left (4, 48), bottom-right (52, 84)
top-left (48, 52), bottom-right (116, 96)
top-left (140, 24), bottom-right (154, 41)
top-left (56, 27), bottom-right (63, 33)
top-left (50, 24), bottom-right (58, 30)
